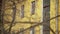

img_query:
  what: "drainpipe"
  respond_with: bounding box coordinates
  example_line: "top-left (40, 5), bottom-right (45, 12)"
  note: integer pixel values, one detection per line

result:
top-left (56, 0), bottom-right (59, 34)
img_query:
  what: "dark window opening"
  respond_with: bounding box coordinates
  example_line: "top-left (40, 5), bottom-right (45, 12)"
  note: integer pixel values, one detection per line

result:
top-left (21, 5), bottom-right (24, 18)
top-left (31, 1), bottom-right (35, 15)
top-left (20, 28), bottom-right (24, 34)
top-left (30, 28), bottom-right (35, 34)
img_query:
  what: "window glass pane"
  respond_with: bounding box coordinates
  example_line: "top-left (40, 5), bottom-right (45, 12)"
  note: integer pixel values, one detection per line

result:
top-left (31, 1), bottom-right (35, 15)
top-left (20, 28), bottom-right (24, 34)
top-left (30, 28), bottom-right (35, 34)
top-left (21, 5), bottom-right (24, 18)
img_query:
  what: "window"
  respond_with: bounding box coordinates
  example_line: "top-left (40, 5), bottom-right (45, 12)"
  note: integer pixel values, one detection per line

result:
top-left (30, 28), bottom-right (35, 34)
top-left (20, 5), bottom-right (24, 18)
top-left (20, 28), bottom-right (24, 34)
top-left (31, 1), bottom-right (35, 15)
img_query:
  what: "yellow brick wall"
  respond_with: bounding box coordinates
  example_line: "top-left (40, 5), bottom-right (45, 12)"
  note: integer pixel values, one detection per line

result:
top-left (50, 0), bottom-right (60, 34)
top-left (4, 0), bottom-right (43, 34)
top-left (58, 0), bottom-right (60, 33)
top-left (4, 0), bottom-right (60, 34)
top-left (14, 0), bottom-right (43, 34)
top-left (50, 0), bottom-right (56, 34)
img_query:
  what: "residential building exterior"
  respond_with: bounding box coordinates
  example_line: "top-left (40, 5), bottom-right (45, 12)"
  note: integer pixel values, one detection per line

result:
top-left (0, 0), bottom-right (60, 34)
